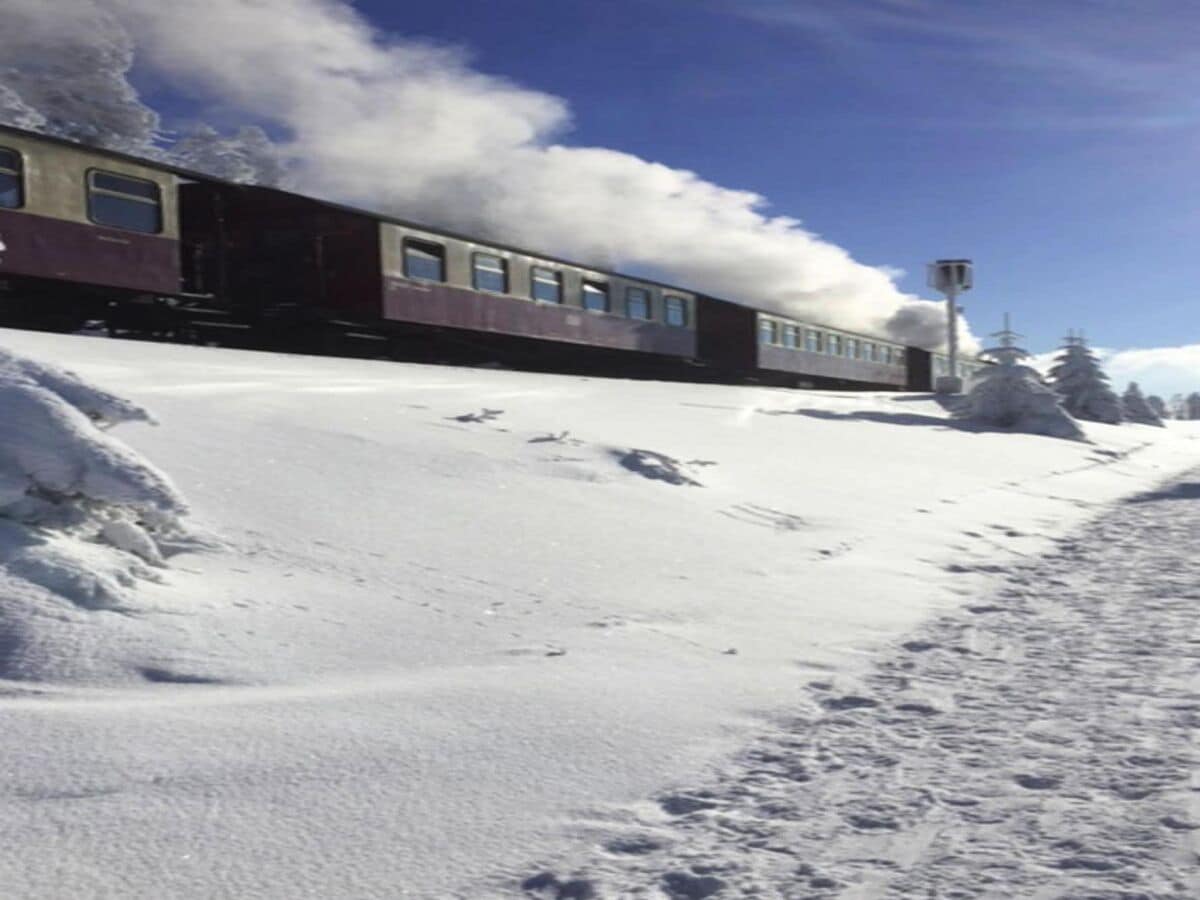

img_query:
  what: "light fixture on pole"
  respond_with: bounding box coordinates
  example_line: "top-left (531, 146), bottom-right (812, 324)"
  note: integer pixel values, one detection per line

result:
top-left (927, 258), bottom-right (973, 393)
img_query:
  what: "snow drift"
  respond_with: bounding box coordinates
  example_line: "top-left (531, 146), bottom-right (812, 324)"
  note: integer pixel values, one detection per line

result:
top-left (2, 329), bottom-right (1199, 898)
top-left (0, 345), bottom-right (188, 679)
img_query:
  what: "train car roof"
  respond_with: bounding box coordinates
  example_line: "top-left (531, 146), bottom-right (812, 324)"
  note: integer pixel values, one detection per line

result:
top-left (0, 121), bottom-right (938, 351)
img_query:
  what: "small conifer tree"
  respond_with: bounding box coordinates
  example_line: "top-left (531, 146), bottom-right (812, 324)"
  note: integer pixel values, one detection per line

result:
top-left (1187, 393), bottom-right (1200, 420)
top-left (1122, 382), bottom-right (1165, 426)
top-left (962, 316), bottom-right (1083, 440)
top-left (1047, 332), bottom-right (1124, 425)
top-left (1146, 395), bottom-right (1167, 419)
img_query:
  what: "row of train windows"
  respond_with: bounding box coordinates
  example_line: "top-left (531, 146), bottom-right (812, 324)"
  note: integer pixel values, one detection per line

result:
top-left (0, 147), bottom-right (163, 234)
top-left (404, 238), bottom-right (689, 327)
top-left (759, 319), bottom-right (904, 366)
top-left (933, 358), bottom-right (982, 378)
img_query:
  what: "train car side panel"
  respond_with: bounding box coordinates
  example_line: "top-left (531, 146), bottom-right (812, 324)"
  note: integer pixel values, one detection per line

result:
top-left (180, 182), bottom-right (382, 319)
top-left (757, 343), bottom-right (907, 387)
top-left (694, 296), bottom-right (757, 372)
top-left (379, 223), bottom-right (697, 357)
top-left (0, 131), bottom-right (180, 294)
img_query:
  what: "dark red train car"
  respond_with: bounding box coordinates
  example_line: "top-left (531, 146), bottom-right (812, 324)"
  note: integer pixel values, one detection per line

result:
top-left (694, 295), bottom-right (911, 389)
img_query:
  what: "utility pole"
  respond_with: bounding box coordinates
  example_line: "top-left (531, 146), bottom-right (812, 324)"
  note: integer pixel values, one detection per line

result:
top-left (927, 259), bottom-right (974, 393)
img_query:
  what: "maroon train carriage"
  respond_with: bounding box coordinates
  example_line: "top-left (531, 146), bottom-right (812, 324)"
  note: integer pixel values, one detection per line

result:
top-left (694, 295), bottom-right (917, 390)
top-left (0, 125), bottom-right (182, 330)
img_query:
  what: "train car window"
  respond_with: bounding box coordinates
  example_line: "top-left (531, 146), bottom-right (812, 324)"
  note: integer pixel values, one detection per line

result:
top-left (86, 170), bottom-right (161, 234)
top-left (531, 266), bottom-right (562, 303)
top-left (664, 296), bottom-right (688, 327)
top-left (759, 319), bottom-right (778, 345)
top-left (782, 325), bottom-right (799, 349)
top-left (403, 238), bottom-right (445, 282)
top-left (828, 334), bottom-right (841, 356)
top-left (0, 147), bottom-right (23, 209)
top-left (864, 342), bottom-right (876, 361)
top-left (625, 287), bottom-right (651, 320)
top-left (879, 346), bottom-right (891, 364)
top-left (893, 348), bottom-right (905, 367)
top-left (582, 280), bottom-right (609, 312)
top-left (804, 329), bottom-right (823, 353)
top-left (845, 337), bottom-right (858, 359)
top-left (472, 252), bottom-right (508, 293)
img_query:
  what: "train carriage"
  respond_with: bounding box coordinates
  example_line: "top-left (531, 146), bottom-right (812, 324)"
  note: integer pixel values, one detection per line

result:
top-left (380, 221), bottom-right (696, 360)
top-left (0, 127), bottom-right (181, 321)
top-left (694, 296), bottom-right (912, 390)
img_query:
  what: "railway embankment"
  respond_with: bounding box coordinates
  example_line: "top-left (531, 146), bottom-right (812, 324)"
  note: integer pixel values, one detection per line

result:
top-left (2, 327), bottom-right (1198, 900)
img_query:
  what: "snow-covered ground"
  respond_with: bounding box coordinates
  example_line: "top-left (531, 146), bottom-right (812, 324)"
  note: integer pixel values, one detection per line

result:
top-left (1, 329), bottom-right (1198, 899)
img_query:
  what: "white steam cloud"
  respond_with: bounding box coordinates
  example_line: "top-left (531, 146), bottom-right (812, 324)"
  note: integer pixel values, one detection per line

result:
top-left (0, 0), bottom-right (973, 350)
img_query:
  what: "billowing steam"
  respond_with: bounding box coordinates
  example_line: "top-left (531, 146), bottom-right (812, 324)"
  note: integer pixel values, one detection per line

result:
top-left (0, 0), bottom-right (974, 350)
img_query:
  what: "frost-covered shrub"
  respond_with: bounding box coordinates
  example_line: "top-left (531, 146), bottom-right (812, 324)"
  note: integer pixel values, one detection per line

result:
top-left (0, 347), bottom-right (187, 606)
top-left (1121, 382), bottom-right (1165, 427)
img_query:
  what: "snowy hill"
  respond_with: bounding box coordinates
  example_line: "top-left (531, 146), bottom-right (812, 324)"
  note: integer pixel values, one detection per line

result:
top-left (2, 328), bottom-right (1198, 899)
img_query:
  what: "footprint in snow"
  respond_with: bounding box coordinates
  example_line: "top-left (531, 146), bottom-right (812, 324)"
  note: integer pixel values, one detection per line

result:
top-left (615, 449), bottom-right (703, 487)
top-left (449, 408), bottom-right (504, 424)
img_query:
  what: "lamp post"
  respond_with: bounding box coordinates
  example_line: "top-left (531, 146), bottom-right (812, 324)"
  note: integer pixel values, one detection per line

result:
top-left (927, 258), bottom-right (973, 393)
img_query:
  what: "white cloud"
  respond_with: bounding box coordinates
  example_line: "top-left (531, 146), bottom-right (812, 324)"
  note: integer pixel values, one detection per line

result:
top-left (1, 0), bottom-right (974, 349)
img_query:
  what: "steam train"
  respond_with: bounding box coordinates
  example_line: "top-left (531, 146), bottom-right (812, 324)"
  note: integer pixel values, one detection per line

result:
top-left (0, 123), bottom-right (979, 390)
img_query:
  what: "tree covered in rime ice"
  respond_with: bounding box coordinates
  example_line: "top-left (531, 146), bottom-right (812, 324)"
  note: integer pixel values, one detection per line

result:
top-left (1121, 382), bottom-right (1165, 427)
top-left (1047, 335), bottom-right (1124, 425)
top-left (0, 0), bottom-right (290, 185)
top-left (960, 317), bottom-right (1083, 440)
top-left (1147, 394), bottom-right (1168, 419)
top-left (170, 125), bottom-right (289, 187)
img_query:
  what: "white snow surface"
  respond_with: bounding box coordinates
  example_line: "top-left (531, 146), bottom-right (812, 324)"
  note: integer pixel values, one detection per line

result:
top-left (2, 329), bottom-right (1199, 899)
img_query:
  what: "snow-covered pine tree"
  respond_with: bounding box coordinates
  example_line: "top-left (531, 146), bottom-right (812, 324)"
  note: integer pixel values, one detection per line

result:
top-left (1187, 393), bottom-right (1200, 420)
top-left (1147, 395), bottom-right (1168, 419)
top-left (961, 315), bottom-right (1083, 440)
top-left (1122, 382), bottom-right (1165, 426)
top-left (1046, 332), bottom-right (1124, 425)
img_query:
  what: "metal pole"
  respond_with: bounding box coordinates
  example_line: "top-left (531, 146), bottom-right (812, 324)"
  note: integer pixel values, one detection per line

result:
top-left (946, 283), bottom-right (958, 379)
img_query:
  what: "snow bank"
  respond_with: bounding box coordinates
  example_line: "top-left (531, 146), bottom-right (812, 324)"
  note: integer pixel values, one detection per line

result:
top-left (1, 330), bottom-right (1199, 898)
top-left (0, 345), bottom-right (187, 653)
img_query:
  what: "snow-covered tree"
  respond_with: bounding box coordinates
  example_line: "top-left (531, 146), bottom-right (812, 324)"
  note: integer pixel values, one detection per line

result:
top-left (1047, 333), bottom-right (1124, 425)
top-left (0, 0), bottom-right (161, 155)
top-left (1187, 393), bottom-right (1200, 420)
top-left (960, 316), bottom-right (1083, 440)
top-left (169, 124), bottom-right (291, 187)
top-left (1122, 382), bottom-right (1165, 427)
top-left (0, 1), bottom-right (290, 187)
top-left (1147, 394), bottom-right (1168, 419)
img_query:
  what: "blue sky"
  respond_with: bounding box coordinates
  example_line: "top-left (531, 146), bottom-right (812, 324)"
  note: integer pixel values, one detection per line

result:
top-left (354, 0), bottom-right (1198, 358)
